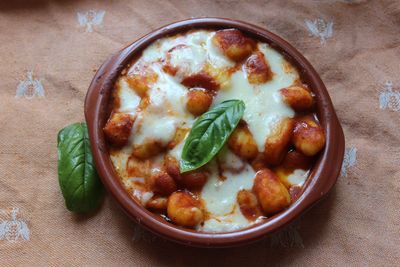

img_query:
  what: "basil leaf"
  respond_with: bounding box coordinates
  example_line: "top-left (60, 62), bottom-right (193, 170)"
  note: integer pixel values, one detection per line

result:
top-left (57, 123), bottom-right (104, 213)
top-left (180, 100), bottom-right (245, 173)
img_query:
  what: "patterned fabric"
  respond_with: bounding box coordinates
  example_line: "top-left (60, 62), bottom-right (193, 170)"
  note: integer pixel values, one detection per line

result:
top-left (0, 0), bottom-right (399, 265)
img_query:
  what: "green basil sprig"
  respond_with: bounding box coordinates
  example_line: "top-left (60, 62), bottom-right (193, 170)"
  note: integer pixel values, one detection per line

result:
top-left (57, 123), bottom-right (104, 213)
top-left (180, 100), bottom-right (245, 173)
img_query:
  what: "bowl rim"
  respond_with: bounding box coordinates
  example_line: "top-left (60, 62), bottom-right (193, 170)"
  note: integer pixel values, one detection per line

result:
top-left (84, 17), bottom-right (345, 248)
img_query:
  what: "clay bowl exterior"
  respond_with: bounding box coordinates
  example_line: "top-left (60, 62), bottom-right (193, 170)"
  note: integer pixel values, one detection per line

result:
top-left (84, 17), bottom-right (345, 248)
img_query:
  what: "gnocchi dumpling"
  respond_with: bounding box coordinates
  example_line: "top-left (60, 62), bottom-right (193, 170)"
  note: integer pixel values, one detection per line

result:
top-left (228, 122), bottom-right (258, 160)
top-left (212, 29), bottom-right (255, 61)
top-left (147, 171), bottom-right (177, 196)
top-left (103, 112), bottom-right (134, 147)
top-left (167, 191), bottom-right (203, 227)
top-left (281, 150), bottom-right (313, 171)
top-left (252, 169), bottom-right (291, 215)
top-left (292, 116), bottom-right (325, 156)
top-left (131, 141), bottom-right (164, 159)
top-left (126, 66), bottom-right (158, 97)
top-left (237, 189), bottom-right (262, 221)
top-left (280, 85), bottom-right (314, 111)
top-left (186, 88), bottom-right (213, 116)
top-left (245, 51), bottom-right (273, 84)
top-left (146, 196), bottom-right (168, 211)
top-left (264, 118), bottom-right (294, 166)
top-left (164, 156), bottom-right (208, 190)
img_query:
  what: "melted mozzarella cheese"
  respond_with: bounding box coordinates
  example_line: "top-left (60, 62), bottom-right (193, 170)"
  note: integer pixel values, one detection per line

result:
top-left (287, 169), bottom-right (308, 186)
top-left (214, 44), bottom-right (298, 151)
top-left (169, 43), bottom-right (207, 77)
top-left (141, 31), bottom-right (234, 72)
top-left (201, 150), bottom-right (255, 216)
top-left (217, 146), bottom-right (246, 171)
top-left (198, 206), bottom-right (250, 233)
top-left (149, 65), bottom-right (190, 116)
top-left (132, 189), bottom-right (153, 206)
top-left (116, 78), bottom-right (141, 114)
top-left (110, 150), bottom-right (130, 179)
top-left (129, 65), bottom-right (194, 147)
top-left (206, 32), bottom-right (235, 69)
top-left (130, 112), bottom-right (178, 146)
top-left (169, 136), bottom-right (186, 160)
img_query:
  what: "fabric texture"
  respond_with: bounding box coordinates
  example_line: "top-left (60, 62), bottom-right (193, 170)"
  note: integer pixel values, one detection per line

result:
top-left (0, 0), bottom-right (399, 266)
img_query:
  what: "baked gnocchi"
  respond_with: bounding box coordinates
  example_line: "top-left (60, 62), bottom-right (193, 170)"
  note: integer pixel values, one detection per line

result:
top-left (105, 29), bottom-right (325, 232)
top-left (186, 88), bottom-right (213, 116)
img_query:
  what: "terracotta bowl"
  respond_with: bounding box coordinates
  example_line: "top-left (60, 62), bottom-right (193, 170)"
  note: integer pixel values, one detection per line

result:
top-left (84, 17), bottom-right (345, 248)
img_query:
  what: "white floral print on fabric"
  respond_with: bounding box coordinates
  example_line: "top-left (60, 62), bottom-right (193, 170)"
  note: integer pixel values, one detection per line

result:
top-left (379, 81), bottom-right (400, 112)
top-left (0, 208), bottom-right (30, 242)
top-left (131, 224), bottom-right (164, 243)
top-left (15, 71), bottom-right (45, 99)
top-left (265, 221), bottom-right (304, 248)
top-left (341, 147), bottom-right (357, 177)
top-left (77, 10), bottom-right (106, 33)
top-left (305, 18), bottom-right (333, 45)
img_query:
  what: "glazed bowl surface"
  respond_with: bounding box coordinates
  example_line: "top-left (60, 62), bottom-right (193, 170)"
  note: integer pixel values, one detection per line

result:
top-left (84, 17), bottom-right (345, 248)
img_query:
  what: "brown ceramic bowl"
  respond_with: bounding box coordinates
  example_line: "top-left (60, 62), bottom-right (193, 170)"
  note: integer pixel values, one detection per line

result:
top-left (84, 17), bottom-right (345, 248)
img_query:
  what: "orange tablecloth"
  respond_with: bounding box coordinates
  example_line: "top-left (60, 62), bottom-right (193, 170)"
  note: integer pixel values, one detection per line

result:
top-left (1, 0), bottom-right (399, 265)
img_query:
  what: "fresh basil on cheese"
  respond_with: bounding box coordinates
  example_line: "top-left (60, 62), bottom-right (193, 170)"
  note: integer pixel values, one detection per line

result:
top-left (180, 100), bottom-right (245, 172)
